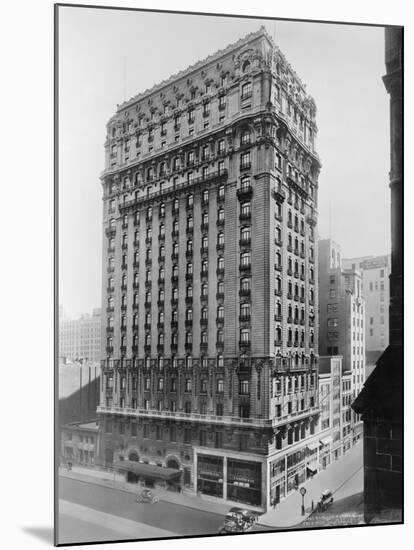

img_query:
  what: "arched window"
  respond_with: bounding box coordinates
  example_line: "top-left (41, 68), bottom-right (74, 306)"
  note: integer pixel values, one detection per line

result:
top-left (201, 307), bottom-right (208, 320)
top-left (217, 305), bottom-right (224, 319)
top-left (186, 308), bottom-right (193, 321)
top-left (241, 130), bottom-right (251, 147)
top-left (217, 257), bottom-right (224, 270)
top-left (217, 232), bottom-right (224, 245)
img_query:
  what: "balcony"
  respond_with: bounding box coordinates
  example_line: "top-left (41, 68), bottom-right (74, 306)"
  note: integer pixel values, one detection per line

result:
top-left (272, 188), bottom-right (286, 203)
top-left (216, 316), bottom-right (225, 325)
top-left (145, 237), bottom-right (152, 245)
top-left (171, 275), bottom-right (179, 284)
top-left (239, 237), bottom-right (251, 248)
top-left (107, 246), bottom-right (115, 254)
top-left (300, 251), bottom-right (305, 259)
top-left (287, 268), bottom-right (293, 276)
top-left (170, 320), bottom-right (178, 329)
top-left (171, 298), bottom-right (179, 307)
top-left (293, 294), bottom-right (299, 302)
top-left (106, 286), bottom-right (114, 293)
top-left (171, 252), bottom-right (179, 261)
top-left (274, 314), bottom-right (282, 322)
top-left (200, 246), bottom-right (209, 255)
top-left (185, 273), bottom-right (193, 281)
top-left (274, 339), bottom-right (282, 347)
top-left (133, 303), bottom-right (138, 311)
top-left (287, 292), bottom-right (293, 300)
top-left (134, 240), bottom-right (139, 248)
top-left (185, 296), bottom-right (193, 305)
top-left (171, 343), bottom-right (178, 352)
top-left (274, 263), bottom-right (282, 272)
top-left (184, 342), bottom-right (193, 352)
top-left (239, 288), bottom-right (251, 297)
top-left (106, 227), bottom-right (116, 237)
top-left (158, 255), bottom-right (165, 264)
top-left (106, 346), bottom-right (113, 354)
top-left (200, 293), bottom-right (209, 302)
top-left (200, 342), bottom-right (208, 351)
top-left (133, 261), bottom-right (139, 269)
top-left (172, 230), bottom-right (179, 239)
top-left (144, 300), bottom-right (152, 308)
top-left (106, 306), bottom-right (114, 313)
top-left (106, 326), bottom-right (114, 333)
top-left (239, 263), bottom-right (251, 273)
top-left (240, 162), bottom-right (251, 171)
top-left (239, 340), bottom-right (251, 350)
top-left (287, 316), bottom-right (293, 323)
top-left (274, 289), bottom-right (282, 297)
top-left (216, 218), bottom-right (225, 227)
top-left (185, 319), bottom-right (193, 328)
top-left (287, 220), bottom-right (293, 229)
top-left (133, 282), bottom-right (139, 290)
top-left (120, 346), bottom-right (127, 355)
top-left (121, 263), bottom-right (128, 271)
top-left (287, 245), bottom-right (293, 252)
top-left (200, 269), bottom-right (209, 278)
top-left (287, 340), bottom-right (293, 348)
top-left (157, 278), bottom-right (165, 287)
top-left (144, 344), bottom-right (151, 354)
top-left (144, 322), bottom-right (152, 330)
top-left (145, 280), bottom-right (152, 289)
top-left (274, 239), bottom-right (282, 248)
top-left (216, 243), bottom-right (225, 252)
top-left (132, 345), bottom-right (138, 354)
top-left (306, 214), bottom-right (317, 226)
top-left (134, 217), bottom-right (140, 227)
top-left (158, 233), bottom-right (165, 243)
top-left (107, 266), bottom-right (115, 273)
top-left (239, 314), bottom-right (250, 323)
top-left (132, 323), bottom-right (138, 331)
top-left (216, 268), bottom-right (225, 277)
top-left (216, 341), bottom-right (224, 350)
top-left (120, 325), bottom-right (127, 333)
top-left (300, 296), bottom-right (305, 303)
top-left (145, 258), bottom-right (152, 267)
top-left (216, 292), bottom-right (224, 301)
top-left (157, 344), bottom-right (164, 353)
top-left (237, 185), bottom-right (253, 200)
top-left (121, 304), bottom-right (127, 312)
top-left (186, 226), bottom-right (194, 236)
top-left (200, 318), bottom-right (208, 327)
top-left (200, 222), bottom-right (209, 232)
top-left (239, 212), bottom-right (251, 222)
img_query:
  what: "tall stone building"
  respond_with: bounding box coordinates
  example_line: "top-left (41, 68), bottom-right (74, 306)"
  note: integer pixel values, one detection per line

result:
top-left (97, 27), bottom-right (321, 511)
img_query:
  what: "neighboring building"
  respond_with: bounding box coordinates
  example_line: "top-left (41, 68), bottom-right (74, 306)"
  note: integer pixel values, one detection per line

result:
top-left (58, 362), bottom-right (101, 427)
top-left (353, 27), bottom-right (403, 524)
top-left (318, 356), bottom-right (354, 464)
top-left (59, 308), bottom-right (102, 363)
top-left (60, 420), bottom-right (100, 467)
top-left (97, 27), bottom-right (321, 511)
top-left (318, 239), bottom-right (366, 398)
top-left (342, 255), bottom-right (390, 353)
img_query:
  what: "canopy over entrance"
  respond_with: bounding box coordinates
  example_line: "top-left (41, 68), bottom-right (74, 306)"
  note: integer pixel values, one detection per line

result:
top-left (114, 460), bottom-right (182, 481)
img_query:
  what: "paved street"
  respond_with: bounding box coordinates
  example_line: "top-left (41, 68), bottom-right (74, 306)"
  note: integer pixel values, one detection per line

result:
top-left (57, 442), bottom-right (363, 543)
top-left (59, 476), bottom-right (227, 542)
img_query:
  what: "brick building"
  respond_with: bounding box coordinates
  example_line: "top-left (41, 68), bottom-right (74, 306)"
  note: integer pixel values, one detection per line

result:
top-left (97, 27), bottom-right (321, 511)
top-left (59, 308), bottom-right (102, 363)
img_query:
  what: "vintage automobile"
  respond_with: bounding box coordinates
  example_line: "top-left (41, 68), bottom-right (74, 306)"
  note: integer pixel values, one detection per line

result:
top-left (318, 490), bottom-right (334, 511)
top-left (218, 507), bottom-right (258, 534)
top-left (135, 488), bottom-right (159, 504)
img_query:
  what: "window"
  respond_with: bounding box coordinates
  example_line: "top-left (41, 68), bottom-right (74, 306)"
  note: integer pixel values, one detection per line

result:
top-left (240, 328), bottom-right (250, 343)
top-left (218, 139), bottom-right (225, 154)
top-left (240, 251), bottom-right (251, 266)
top-left (241, 201), bottom-right (251, 216)
top-left (241, 81), bottom-right (252, 99)
top-left (241, 130), bottom-right (251, 146)
top-left (240, 151), bottom-right (250, 169)
top-left (240, 379), bottom-right (250, 394)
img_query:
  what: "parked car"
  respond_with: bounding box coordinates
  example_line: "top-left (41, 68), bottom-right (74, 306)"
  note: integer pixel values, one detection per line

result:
top-left (318, 490), bottom-right (334, 511)
top-left (218, 507), bottom-right (258, 534)
top-left (135, 488), bottom-right (159, 504)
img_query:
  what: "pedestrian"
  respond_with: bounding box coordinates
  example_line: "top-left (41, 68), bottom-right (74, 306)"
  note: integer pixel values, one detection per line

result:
top-left (273, 498), bottom-right (277, 510)
top-left (270, 496), bottom-right (274, 509)
top-left (311, 500), bottom-right (314, 512)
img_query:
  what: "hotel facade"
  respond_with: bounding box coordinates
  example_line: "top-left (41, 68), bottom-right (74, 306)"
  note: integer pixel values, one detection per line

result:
top-left (96, 27), bottom-right (321, 511)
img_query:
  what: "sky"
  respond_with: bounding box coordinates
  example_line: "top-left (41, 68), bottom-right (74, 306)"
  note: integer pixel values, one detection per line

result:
top-left (58, 6), bottom-right (390, 319)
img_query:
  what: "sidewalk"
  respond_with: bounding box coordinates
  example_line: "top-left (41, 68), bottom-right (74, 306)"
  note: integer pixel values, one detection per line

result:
top-left (59, 465), bottom-right (232, 517)
top-left (259, 441), bottom-right (363, 528)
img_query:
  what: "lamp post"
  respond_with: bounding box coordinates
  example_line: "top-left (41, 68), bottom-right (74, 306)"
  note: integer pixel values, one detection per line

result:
top-left (300, 487), bottom-right (307, 516)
